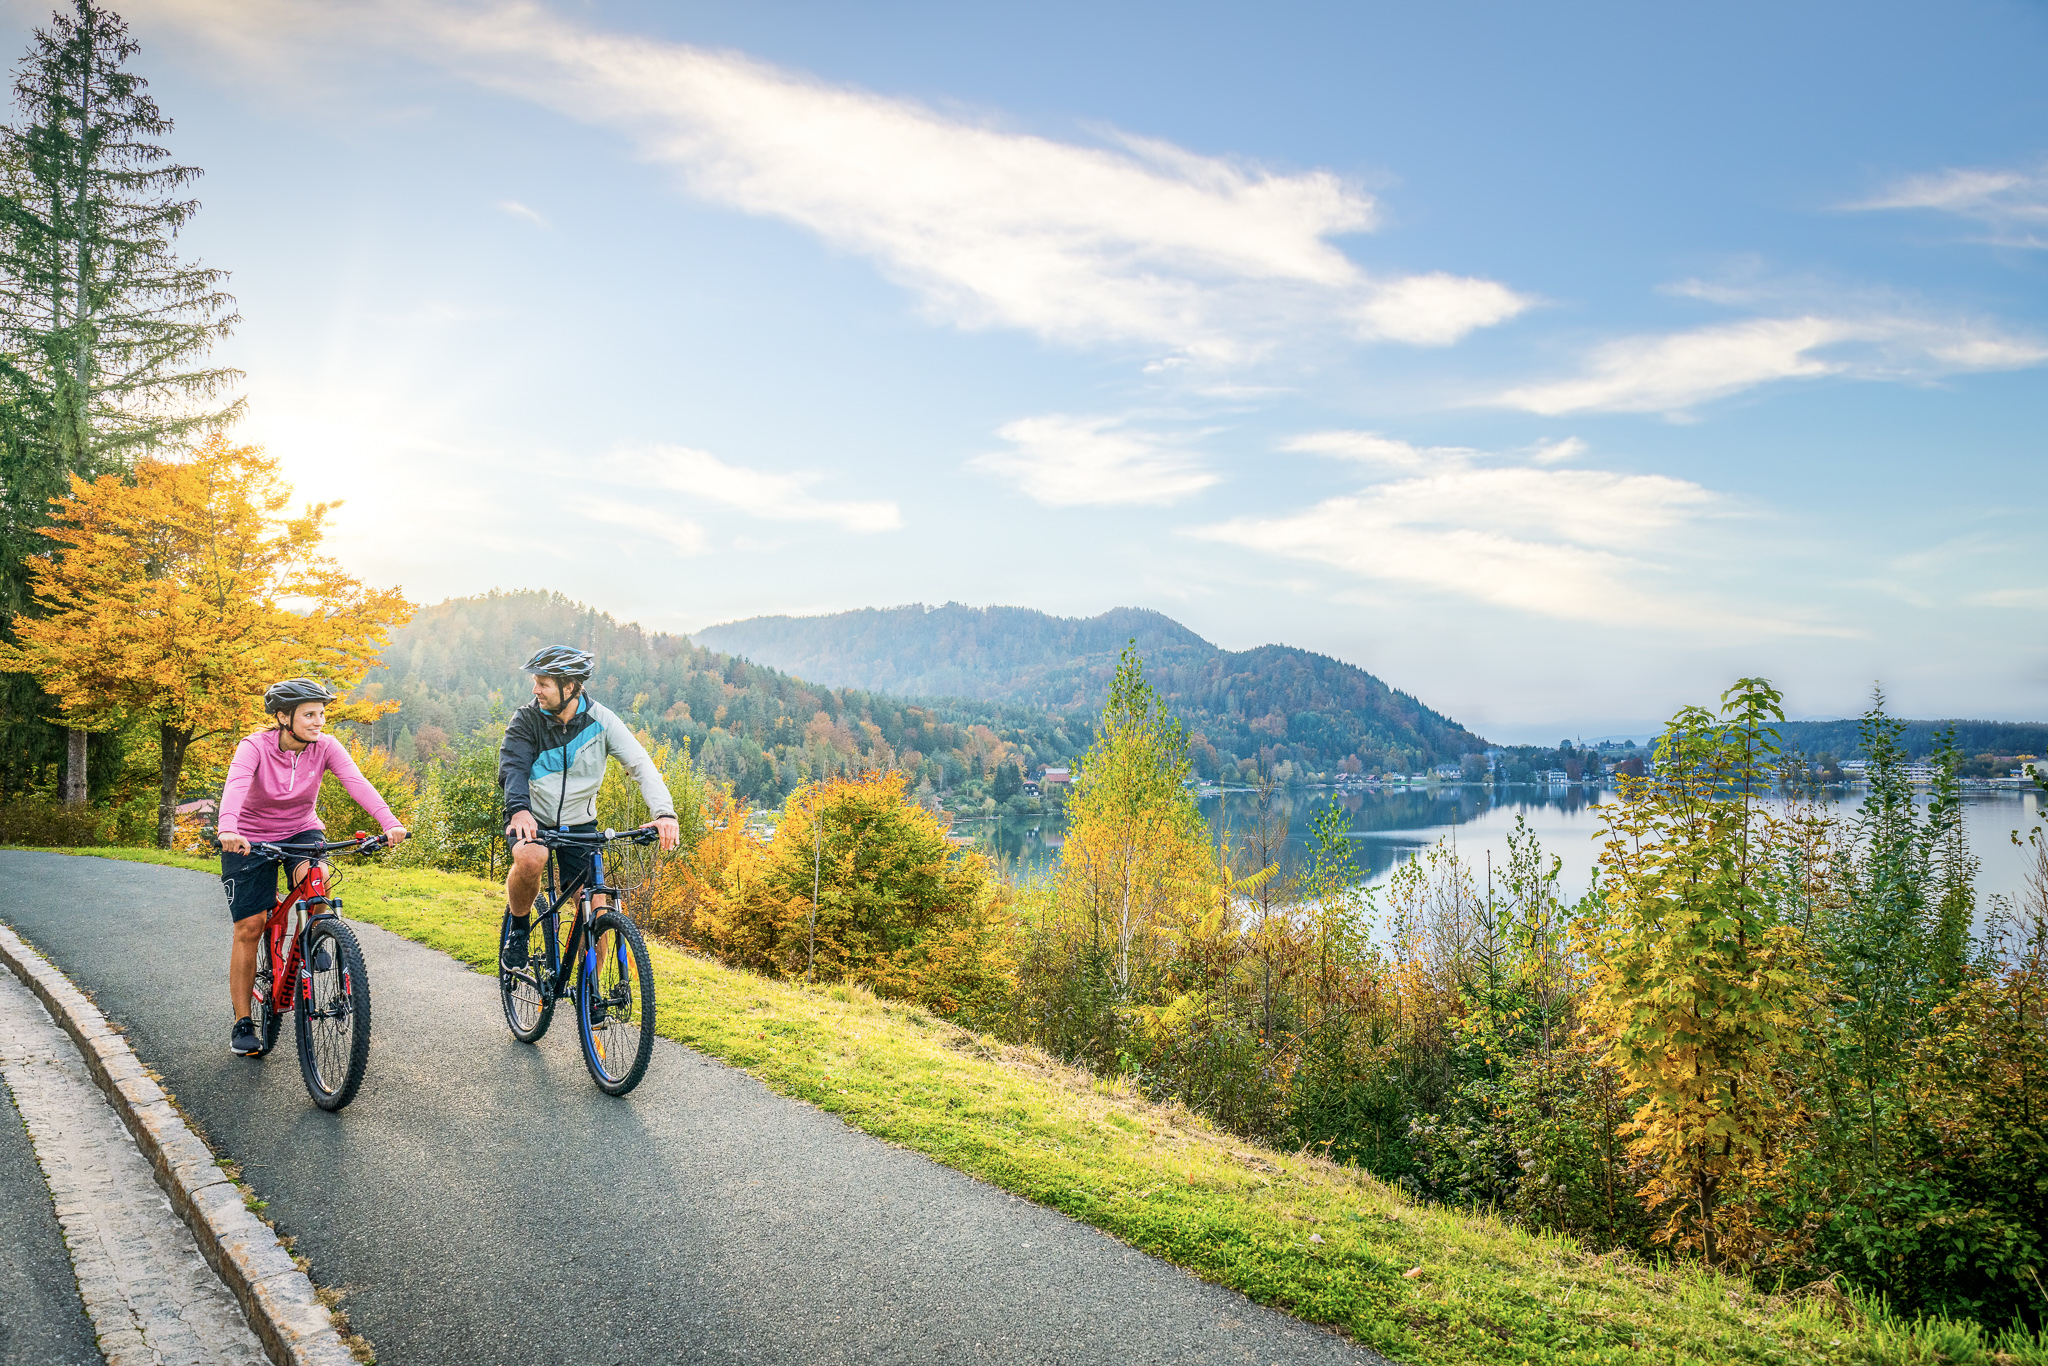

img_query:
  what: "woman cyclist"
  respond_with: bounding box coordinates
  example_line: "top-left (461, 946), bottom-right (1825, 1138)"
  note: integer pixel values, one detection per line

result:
top-left (216, 679), bottom-right (408, 1057)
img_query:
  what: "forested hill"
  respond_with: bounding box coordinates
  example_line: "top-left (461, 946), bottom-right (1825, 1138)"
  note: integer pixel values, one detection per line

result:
top-left (1771, 717), bottom-right (2048, 760)
top-left (359, 592), bottom-right (1486, 804)
top-left (361, 591), bottom-right (1093, 804)
top-left (694, 602), bottom-right (1487, 775)
top-left (693, 604), bottom-right (1212, 706)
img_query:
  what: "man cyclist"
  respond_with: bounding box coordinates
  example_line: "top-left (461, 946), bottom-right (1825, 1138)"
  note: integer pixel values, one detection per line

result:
top-left (500, 646), bottom-right (680, 968)
top-left (217, 679), bottom-right (409, 1057)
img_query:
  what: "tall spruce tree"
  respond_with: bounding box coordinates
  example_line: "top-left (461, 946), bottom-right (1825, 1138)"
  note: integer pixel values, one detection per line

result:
top-left (0, 0), bottom-right (240, 803)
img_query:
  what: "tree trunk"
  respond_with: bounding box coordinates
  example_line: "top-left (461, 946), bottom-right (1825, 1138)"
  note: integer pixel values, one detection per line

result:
top-left (62, 727), bottom-right (87, 804)
top-left (156, 724), bottom-right (192, 850)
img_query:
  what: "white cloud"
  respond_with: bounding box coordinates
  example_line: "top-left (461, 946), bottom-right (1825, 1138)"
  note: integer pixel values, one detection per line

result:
top-left (1494, 314), bottom-right (2048, 416)
top-left (1194, 435), bottom-right (1833, 635)
top-left (127, 0), bottom-right (1529, 362)
top-left (1349, 272), bottom-right (1532, 347)
top-left (495, 199), bottom-right (549, 227)
top-left (972, 414), bottom-right (1219, 507)
top-left (1526, 437), bottom-right (1586, 465)
top-left (572, 496), bottom-right (708, 555)
top-left (1971, 586), bottom-right (2048, 609)
top-left (1847, 165), bottom-right (2048, 247)
top-left (1281, 431), bottom-right (1478, 471)
top-left (612, 445), bottom-right (901, 532)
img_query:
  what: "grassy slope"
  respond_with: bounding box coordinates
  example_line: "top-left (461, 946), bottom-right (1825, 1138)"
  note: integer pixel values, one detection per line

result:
top-left (31, 847), bottom-right (2044, 1366)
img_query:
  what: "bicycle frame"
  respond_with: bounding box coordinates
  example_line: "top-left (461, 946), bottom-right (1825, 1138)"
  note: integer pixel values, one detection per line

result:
top-left (258, 859), bottom-right (334, 1016)
top-left (246, 835), bottom-right (385, 1020)
top-left (520, 842), bottom-right (623, 1005)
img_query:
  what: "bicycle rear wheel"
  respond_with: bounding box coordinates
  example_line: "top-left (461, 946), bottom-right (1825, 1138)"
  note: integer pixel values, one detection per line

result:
top-left (249, 957), bottom-right (283, 1057)
top-left (578, 911), bottom-right (654, 1096)
top-left (500, 911), bottom-right (557, 1043)
top-left (295, 919), bottom-right (371, 1111)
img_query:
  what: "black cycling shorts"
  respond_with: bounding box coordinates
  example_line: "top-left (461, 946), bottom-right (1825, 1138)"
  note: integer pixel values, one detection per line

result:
top-left (532, 822), bottom-right (602, 903)
top-left (220, 828), bottom-right (324, 923)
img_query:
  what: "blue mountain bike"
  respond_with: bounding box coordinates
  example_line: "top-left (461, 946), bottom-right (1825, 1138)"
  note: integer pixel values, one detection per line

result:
top-left (497, 827), bottom-right (658, 1096)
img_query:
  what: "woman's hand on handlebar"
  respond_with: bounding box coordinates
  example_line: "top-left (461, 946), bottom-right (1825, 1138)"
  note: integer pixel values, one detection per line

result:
top-left (383, 825), bottom-right (409, 847)
top-left (645, 816), bottom-right (680, 852)
top-left (218, 832), bottom-right (250, 856)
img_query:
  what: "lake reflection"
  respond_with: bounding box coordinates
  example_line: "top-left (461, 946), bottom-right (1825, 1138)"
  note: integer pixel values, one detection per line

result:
top-left (969, 784), bottom-right (2046, 911)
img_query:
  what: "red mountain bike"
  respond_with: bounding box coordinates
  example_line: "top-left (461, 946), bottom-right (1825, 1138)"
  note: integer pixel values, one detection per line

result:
top-left (234, 833), bottom-right (387, 1111)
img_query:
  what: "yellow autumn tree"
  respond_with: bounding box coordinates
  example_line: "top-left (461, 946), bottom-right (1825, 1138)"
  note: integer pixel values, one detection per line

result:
top-left (1580, 678), bottom-right (1816, 1266)
top-left (0, 434), bottom-right (409, 847)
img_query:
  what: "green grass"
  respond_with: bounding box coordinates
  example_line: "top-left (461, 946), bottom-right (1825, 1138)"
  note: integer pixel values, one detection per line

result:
top-left (25, 846), bottom-right (2048, 1366)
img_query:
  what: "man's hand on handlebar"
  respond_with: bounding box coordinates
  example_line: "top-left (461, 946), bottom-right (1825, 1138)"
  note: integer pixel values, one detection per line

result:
top-left (218, 831), bottom-right (250, 856)
top-left (506, 810), bottom-right (539, 845)
top-left (645, 816), bottom-right (680, 852)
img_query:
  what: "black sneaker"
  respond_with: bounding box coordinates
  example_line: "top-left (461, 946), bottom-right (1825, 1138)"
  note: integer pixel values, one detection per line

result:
top-left (501, 915), bottom-right (530, 969)
top-left (230, 1017), bottom-right (262, 1056)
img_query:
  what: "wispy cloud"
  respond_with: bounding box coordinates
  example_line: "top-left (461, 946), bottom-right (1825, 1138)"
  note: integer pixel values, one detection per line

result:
top-left (495, 198), bottom-right (549, 228)
top-left (1282, 430), bottom-right (1480, 471)
top-left (1493, 313), bottom-right (2047, 416)
top-left (1846, 165), bottom-right (2048, 247)
top-left (1195, 432), bottom-right (1829, 634)
top-left (972, 414), bottom-right (1220, 507)
top-left (572, 496), bottom-right (708, 555)
top-left (130, 0), bottom-right (1529, 363)
top-left (612, 445), bottom-right (901, 532)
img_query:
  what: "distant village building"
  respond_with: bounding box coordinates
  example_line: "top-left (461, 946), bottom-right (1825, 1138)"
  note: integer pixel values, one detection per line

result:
top-left (1542, 769), bottom-right (1570, 785)
top-left (1039, 766), bottom-right (1072, 792)
top-left (1432, 763), bottom-right (1460, 780)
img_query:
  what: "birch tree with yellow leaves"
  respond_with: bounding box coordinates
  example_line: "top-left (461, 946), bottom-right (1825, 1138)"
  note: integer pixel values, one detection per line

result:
top-left (0, 433), bottom-right (407, 846)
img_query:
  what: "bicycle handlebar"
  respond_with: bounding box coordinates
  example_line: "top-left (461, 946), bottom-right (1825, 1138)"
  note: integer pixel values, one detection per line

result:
top-left (525, 826), bottom-right (661, 849)
top-left (207, 832), bottom-right (391, 860)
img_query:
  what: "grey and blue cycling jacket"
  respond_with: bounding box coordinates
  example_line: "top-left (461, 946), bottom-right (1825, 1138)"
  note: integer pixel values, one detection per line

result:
top-left (499, 694), bottom-right (675, 828)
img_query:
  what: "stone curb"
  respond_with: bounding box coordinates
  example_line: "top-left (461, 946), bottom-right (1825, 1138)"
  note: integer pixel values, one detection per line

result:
top-left (0, 920), bottom-right (358, 1366)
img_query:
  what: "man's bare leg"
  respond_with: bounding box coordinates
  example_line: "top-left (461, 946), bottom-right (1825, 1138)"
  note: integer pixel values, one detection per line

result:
top-left (506, 841), bottom-right (547, 917)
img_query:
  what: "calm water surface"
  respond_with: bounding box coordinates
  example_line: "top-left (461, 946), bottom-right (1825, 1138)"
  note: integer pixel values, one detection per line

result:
top-left (973, 785), bottom-right (2046, 912)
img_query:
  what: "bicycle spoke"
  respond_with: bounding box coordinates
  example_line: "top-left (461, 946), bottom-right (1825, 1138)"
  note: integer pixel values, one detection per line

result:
top-left (579, 911), bottom-right (654, 1095)
top-left (295, 920), bottom-right (371, 1110)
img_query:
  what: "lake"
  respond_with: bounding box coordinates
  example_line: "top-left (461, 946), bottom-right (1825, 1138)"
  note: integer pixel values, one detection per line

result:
top-left (969, 783), bottom-right (2046, 914)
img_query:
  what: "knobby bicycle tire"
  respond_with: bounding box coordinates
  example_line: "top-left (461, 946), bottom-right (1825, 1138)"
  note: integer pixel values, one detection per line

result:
top-left (295, 919), bottom-right (371, 1111)
top-left (578, 911), bottom-right (654, 1096)
top-left (500, 910), bottom-right (557, 1043)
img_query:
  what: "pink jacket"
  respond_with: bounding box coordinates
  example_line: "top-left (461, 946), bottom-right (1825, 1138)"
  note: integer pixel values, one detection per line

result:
top-left (217, 731), bottom-right (400, 842)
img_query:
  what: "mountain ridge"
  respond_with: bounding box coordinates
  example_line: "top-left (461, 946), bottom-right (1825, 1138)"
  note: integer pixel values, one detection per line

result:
top-left (693, 602), bottom-right (1487, 774)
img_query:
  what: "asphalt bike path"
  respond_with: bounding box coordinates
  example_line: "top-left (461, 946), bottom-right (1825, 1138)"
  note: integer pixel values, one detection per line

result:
top-left (0, 853), bottom-right (1384, 1366)
top-left (0, 1034), bottom-right (100, 1365)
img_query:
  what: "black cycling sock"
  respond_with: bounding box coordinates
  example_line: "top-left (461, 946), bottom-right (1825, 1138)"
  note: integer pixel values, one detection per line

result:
top-left (506, 913), bottom-right (530, 937)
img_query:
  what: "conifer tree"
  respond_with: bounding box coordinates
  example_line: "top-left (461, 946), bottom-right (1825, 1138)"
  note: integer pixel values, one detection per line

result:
top-left (0, 0), bottom-right (240, 802)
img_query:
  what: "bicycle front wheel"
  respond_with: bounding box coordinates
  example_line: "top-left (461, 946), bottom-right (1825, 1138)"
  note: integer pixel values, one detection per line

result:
top-left (578, 912), bottom-right (654, 1096)
top-left (500, 911), bottom-right (557, 1043)
top-left (295, 919), bottom-right (371, 1111)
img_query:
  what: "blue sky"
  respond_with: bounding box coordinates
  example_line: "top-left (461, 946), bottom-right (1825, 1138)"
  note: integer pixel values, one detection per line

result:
top-left (17, 0), bottom-right (2044, 740)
